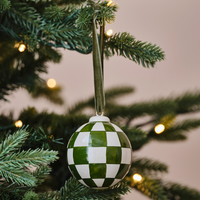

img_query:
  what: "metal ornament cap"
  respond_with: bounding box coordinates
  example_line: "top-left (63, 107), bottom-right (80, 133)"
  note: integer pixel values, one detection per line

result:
top-left (89, 115), bottom-right (110, 122)
top-left (67, 115), bottom-right (132, 189)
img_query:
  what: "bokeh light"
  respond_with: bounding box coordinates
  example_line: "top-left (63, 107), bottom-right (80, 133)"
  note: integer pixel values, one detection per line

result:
top-left (133, 173), bottom-right (142, 182)
top-left (106, 29), bottom-right (113, 36)
top-left (154, 124), bottom-right (165, 134)
top-left (15, 120), bottom-right (23, 127)
top-left (107, 0), bottom-right (113, 6)
top-left (47, 78), bottom-right (56, 88)
top-left (18, 44), bottom-right (26, 52)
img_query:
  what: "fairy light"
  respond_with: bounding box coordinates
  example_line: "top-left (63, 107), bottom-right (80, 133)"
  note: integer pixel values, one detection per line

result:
top-left (107, 0), bottom-right (113, 6)
top-left (47, 78), bottom-right (56, 88)
top-left (15, 120), bottom-right (23, 128)
top-left (154, 124), bottom-right (165, 134)
top-left (18, 44), bottom-right (26, 52)
top-left (106, 29), bottom-right (113, 36)
top-left (133, 173), bottom-right (142, 182)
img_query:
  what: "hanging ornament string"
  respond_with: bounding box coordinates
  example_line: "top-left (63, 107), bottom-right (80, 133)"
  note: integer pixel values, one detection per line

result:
top-left (92, 13), bottom-right (105, 116)
top-left (100, 25), bottom-right (105, 76)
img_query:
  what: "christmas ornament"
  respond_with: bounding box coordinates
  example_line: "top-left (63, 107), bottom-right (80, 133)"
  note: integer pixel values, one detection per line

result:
top-left (67, 115), bottom-right (132, 188)
top-left (67, 6), bottom-right (132, 188)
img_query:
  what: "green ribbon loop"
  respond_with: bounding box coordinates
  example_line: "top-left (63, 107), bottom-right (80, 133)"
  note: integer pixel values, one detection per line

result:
top-left (92, 14), bottom-right (105, 115)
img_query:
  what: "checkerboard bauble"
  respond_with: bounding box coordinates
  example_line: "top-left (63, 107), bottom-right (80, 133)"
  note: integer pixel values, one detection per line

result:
top-left (67, 115), bottom-right (132, 189)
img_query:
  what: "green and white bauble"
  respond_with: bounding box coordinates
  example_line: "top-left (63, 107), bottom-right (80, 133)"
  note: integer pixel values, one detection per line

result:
top-left (67, 115), bottom-right (132, 189)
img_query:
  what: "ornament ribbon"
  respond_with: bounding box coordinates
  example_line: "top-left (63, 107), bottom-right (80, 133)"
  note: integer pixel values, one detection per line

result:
top-left (92, 14), bottom-right (105, 115)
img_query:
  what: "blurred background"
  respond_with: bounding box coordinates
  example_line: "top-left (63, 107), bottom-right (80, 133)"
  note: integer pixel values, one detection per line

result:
top-left (1, 0), bottom-right (200, 199)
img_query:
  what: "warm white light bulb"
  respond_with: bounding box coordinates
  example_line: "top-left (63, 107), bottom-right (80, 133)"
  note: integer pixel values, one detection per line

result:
top-left (133, 173), bottom-right (142, 182)
top-left (47, 78), bottom-right (56, 88)
top-left (154, 124), bottom-right (165, 134)
top-left (107, 0), bottom-right (113, 6)
top-left (106, 29), bottom-right (113, 36)
top-left (18, 44), bottom-right (26, 52)
top-left (15, 120), bottom-right (23, 128)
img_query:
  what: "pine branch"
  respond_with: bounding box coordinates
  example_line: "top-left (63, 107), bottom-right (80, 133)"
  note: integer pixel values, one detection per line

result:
top-left (44, 5), bottom-right (77, 22)
top-left (23, 191), bottom-right (39, 200)
top-left (150, 119), bottom-right (200, 141)
top-left (57, 0), bottom-right (87, 5)
top-left (174, 90), bottom-right (200, 114)
top-left (0, 112), bottom-right (14, 133)
top-left (163, 182), bottom-right (200, 200)
top-left (1, 2), bottom-right (91, 50)
top-left (131, 157), bottom-right (168, 175)
top-left (38, 45), bottom-right (62, 63)
top-left (0, 0), bottom-right (11, 13)
top-left (0, 149), bottom-right (58, 186)
top-left (0, 166), bottom-right (37, 187)
top-left (18, 107), bottom-right (88, 147)
top-left (0, 43), bottom-right (60, 101)
top-left (98, 1), bottom-right (118, 25)
top-left (68, 86), bottom-right (134, 114)
top-left (30, 85), bottom-right (64, 105)
top-left (1, 149), bottom-right (58, 169)
top-left (38, 177), bottom-right (130, 200)
top-left (0, 25), bottom-right (21, 40)
top-left (130, 138), bottom-right (150, 151)
top-left (122, 126), bottom-right (147, 142)
top-left (105, 86), bottom-right (135, 101)
top-left (0, 128), bottom-right (29, 156)
top-left (0, 182), bottom-right (27, 200)
top-left (107, 99), bottom-right (176, 121)
top-left (0, 57), bottom-right (46, 101)
top-left (0, 128), bottom-right (58, 186)
top-left (32, 165), bottom-right (51, 186)
top-left (133, 177), bottom-right (167, 200)
top-left (76, 0), bottom-right (118, 31)
top-left (105, 32), bottom-right (165, 67)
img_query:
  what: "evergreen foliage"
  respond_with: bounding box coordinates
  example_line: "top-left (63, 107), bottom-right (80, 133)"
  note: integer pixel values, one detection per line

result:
top-left (163, 182), bottom-right (200, 200)
top-left (0, 0), bottom-right (200, 200)
top-left (0, 128), bottom-right (58, 187)
top-left (37, 177), bottom-right (129, 200)
top-left (131, 157), bottom-right (168, 175)
top-left (104, 32), bottom-right (165, 67)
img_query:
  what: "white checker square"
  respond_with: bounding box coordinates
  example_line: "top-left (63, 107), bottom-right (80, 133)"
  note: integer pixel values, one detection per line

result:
top-left (111, 123), bottom-right (123, 132)
top-left (78, 179), bottom-right (88, 187)
top-left (106, 164), bottom-right (120, 178)
top-left (91, 122), bottom-right (105, 131)
top-left (93, 179), bottom-right (105, 187)
top-left (110, 179), bottom-right (121, 187)
top-left (67, 148), bottom-right (74, 165)
top-left (76, 123), bottom-right (87, 132)
top-left (106, 132), bottom-right (121, 146)
top-left (121, 148), bottom-right (131, 164)
top-left (74, 132), bottom-right (90, 147)
top-left (75, 165), bottom-right (90, 179)
top-left (88, 147), bottom-right (106, 163)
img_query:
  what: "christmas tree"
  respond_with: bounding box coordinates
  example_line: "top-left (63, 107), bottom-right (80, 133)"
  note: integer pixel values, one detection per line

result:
top-left (1, 0), bottom-right (200, 199)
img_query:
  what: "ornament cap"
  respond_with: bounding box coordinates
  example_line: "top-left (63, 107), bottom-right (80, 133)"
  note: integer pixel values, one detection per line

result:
top-left (89, 115), bottom-right (110, 122)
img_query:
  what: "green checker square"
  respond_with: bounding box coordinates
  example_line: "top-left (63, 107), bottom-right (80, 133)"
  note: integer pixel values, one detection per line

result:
top-left (73, 147), bottom-right (89, 164)
top-left (82, 178), bottom-right (97, 187)
top-left (103, 122), bottom-right (116, 132)
top-left (117, 132), bottom-right (131, 148)
top-left (89, 131), bottom-right (107, 147)
top-left (106, 147), bottom-right (121, 164)
top-left (68, 132), bottom-right (79, 148)
top-left (68, 165), bottom-right (82, 180)
top-left (80, 123), bottom-right (95, 132)
top-left (89, 164), bottom-right (106, 178)
top-left (115, 164), bottom-right (130, 179)
top-left (102, 178), bottom-right (115, 187)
